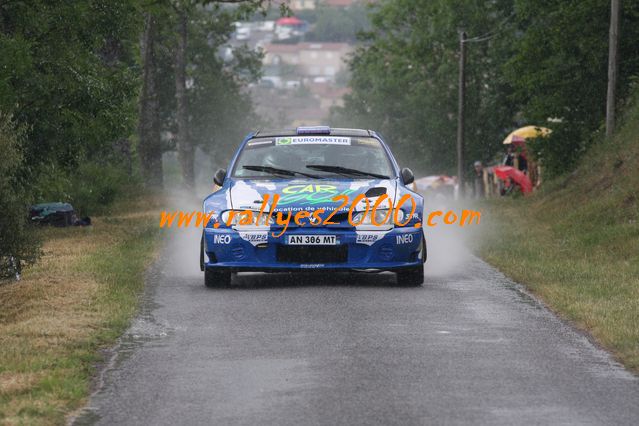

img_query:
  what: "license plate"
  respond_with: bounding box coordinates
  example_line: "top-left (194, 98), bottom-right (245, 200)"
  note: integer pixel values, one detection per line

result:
top-left (287, 235), bottom-right (338, 245)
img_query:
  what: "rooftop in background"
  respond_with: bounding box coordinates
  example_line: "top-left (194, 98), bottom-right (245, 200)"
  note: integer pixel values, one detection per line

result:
top-left (262, 42), bottom-right (353, 79)
top-left (276, 16), bottom-right (304, 26)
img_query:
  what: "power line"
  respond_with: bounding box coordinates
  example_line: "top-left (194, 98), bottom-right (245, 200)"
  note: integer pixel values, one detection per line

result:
top-left (463, 12), bottom-right (515, 44)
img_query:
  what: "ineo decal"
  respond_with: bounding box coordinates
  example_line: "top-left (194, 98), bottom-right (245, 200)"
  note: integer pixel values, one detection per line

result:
top-left (396, 234), bottom-right (414, 245)
top-left (214, 235), bottom-right (231, 244)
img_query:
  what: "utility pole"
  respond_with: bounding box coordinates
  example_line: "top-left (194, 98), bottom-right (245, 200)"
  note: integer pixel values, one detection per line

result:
top-left (606, 0), bottom-right (620, 139)
top-left (457, 31), bottom-right (467, 197)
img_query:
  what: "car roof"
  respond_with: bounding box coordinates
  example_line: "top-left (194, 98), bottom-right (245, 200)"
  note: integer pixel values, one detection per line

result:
top-left (253, 128), bottom-right (374, 138)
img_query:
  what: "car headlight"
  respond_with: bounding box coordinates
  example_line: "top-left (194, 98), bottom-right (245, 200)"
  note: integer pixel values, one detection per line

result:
top-left (253, 213), bottom-right (274, 227)
top-left (220, 210), bottom-right (274, 227)
top-left (220, 210), bottom-right (239, 226)
top-left (351, 209), bottom-right (403, 226)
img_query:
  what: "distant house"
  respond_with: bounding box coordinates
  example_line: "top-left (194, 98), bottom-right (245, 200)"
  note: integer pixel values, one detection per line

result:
top-left (262, 42), bottom-right (353, 79)
top-left (299, 43), bottom-right (352, 77)
top-left (274, 16), bottom-right (309, 40)
top-left (262, 43), bottom-right (302, 67)
top-left (290, 0), bottom-right (316, 10)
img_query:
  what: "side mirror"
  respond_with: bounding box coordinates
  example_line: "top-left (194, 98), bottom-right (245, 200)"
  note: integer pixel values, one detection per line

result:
top-left (213, 168), bottom-right (227, 186)
top-left (401, 167), bottom-right (415, 185)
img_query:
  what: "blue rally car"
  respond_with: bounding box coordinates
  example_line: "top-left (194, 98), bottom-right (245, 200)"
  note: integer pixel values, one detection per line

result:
top-left (201, 126), bottom-right (426, 287)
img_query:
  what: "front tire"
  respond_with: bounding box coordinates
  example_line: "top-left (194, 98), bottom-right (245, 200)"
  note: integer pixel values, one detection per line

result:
top-left (396, 264), bottom-right (424, 287)
top-left (200, 234), bottom-right (205, 272)
top-left (204, 268), bottom-right (232, 288)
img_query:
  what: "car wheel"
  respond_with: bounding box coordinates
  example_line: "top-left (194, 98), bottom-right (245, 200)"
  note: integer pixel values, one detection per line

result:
top-left (204, 268), bottom-right (232, 288)
top-left (396, 264), bottom-right (424, 287)
top-left (200, 234), bottom-right (205, 272)
top-left (420, 236), bottom-right (427, 263)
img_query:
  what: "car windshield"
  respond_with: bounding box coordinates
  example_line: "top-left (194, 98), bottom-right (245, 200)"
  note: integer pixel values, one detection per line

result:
top-left (232, 136), bottom-right (395, 179)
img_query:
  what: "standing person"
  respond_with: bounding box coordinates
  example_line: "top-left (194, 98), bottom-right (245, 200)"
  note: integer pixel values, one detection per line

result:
top-left (518, 150), bottom-right (528, 174)
top-left (473, 161), bottom-right (485, 198)
top-left (503, 145), bottom-right (515, 166)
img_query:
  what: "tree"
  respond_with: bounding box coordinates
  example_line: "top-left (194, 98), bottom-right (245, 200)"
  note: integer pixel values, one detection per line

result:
top-left (136, 1), bottom-right (267, 188)
top-left (144, 0), bottom-right (281, 189)
top-left (332, 0), bottom-right (518, 174)
top-left (0, 0), bottom-right (141, 171)
top-left (334, 0), bottom-right (639, 177)
top-left (186, 8), bottom-right (262, 171)
top-left (0, 115), bottom-right (39, 278)
top-left (505, 0), bottom-right (639, 174)
top-left (305, 4), bottom-right (370, 43)
top-left (139, 12), bottom-right (164, 187)
top-left (175, 7), bottom-right (192, 188)
top-left (0, 0), bottom-right (143, 217)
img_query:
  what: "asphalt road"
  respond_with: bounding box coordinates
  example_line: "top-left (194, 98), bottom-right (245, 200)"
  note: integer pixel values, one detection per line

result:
top-left (73, 226), bottom-right (639, 425)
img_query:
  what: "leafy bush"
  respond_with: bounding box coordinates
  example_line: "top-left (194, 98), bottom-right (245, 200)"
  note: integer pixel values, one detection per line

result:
top-left (527, 123), bottom-right (594, 179)
top-left (69, 162), bottom-right (135, 215)
top-left (0, 114), bottom-right (40, 278)
top-left (30, 162), bottom-right (73, 205)
top-left (31, 161), bottom-right (137, 216)
top-left (526, 79), bottom-right (639, 180)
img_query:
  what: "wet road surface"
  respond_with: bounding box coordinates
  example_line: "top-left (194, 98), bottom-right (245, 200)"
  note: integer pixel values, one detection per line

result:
top-left (74, 228), bottom-right (639, 425)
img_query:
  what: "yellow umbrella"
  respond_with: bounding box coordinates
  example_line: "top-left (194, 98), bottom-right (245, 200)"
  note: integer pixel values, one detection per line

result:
top-left (503, 126), bottom-right (552, 145)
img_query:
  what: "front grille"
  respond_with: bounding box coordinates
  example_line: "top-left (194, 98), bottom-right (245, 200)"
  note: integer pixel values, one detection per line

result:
top-left (277, 244), bottom-right (348, 264)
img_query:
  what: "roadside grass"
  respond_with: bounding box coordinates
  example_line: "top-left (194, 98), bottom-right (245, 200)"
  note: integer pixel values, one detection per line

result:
top-left (0, 195), bottom-right (163, 425)
top-left (479, 101), bottom-right (639, 372)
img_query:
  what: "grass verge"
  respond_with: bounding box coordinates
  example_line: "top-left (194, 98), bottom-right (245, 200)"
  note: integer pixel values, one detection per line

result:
top-left (0, 195), bottom-right (163, 425)
top-left (479, 100), bottom-right (639, 373)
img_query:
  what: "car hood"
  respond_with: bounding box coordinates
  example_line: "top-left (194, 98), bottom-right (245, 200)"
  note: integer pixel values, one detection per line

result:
top-left (228, 178), bottom-right (398, 212)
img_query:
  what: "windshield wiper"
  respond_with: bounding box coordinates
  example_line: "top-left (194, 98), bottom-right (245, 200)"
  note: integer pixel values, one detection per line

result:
top-left (305, 165), bottom-right (390, 180)
top-left (242, 165), bottom-right (322, 179)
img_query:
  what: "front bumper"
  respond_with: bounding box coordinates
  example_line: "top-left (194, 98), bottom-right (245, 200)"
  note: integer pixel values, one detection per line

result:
top-left (203, 226), bottom-right (425, 272)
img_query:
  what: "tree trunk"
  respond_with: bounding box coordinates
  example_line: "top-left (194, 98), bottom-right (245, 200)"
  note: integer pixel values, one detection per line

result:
top-left (175, 10), bottom-right (194, 189)
top-left (138, 12), bottom-right (163, 188)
